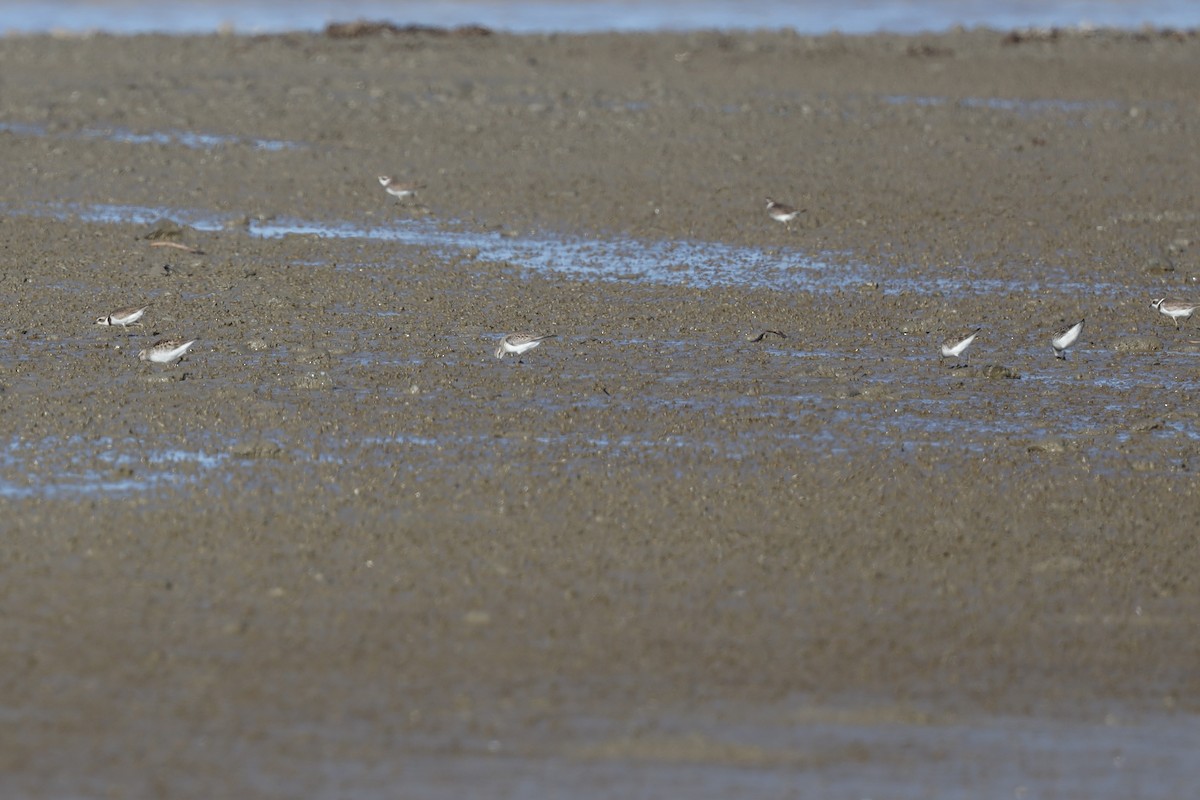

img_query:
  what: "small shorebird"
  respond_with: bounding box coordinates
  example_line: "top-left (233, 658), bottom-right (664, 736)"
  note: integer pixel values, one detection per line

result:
top-left (1150, 298), bottom-right (1197, 329)
top-left (495, 332), bottom-right (556, 359)
top-left (138, 339), bottom-right (196, 364)
top-left (96, 304), bottom-right (149, 328)
top-left (378, 176), bottom-right (423, 201)
top-left (940, 328), bottom-right (980, 368)
top-left (765, 197), bottom-right (802, 226)
top-left (1051, 319), bottom-right (1084, 359)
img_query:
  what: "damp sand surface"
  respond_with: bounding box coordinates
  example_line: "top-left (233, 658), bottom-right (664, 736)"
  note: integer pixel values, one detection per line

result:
top-left (1, 26), bottom-right (1199, 797)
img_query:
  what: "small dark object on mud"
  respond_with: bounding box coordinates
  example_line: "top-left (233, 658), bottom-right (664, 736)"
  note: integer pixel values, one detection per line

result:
top-left (325, 20), bottom-right (493, 39)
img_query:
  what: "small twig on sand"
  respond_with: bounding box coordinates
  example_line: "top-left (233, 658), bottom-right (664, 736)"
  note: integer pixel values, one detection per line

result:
top-left (149, 241), bottom-right (204, 254)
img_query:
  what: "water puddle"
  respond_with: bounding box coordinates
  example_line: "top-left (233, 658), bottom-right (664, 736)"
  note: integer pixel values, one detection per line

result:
top-left (347, 706), bottom-right (1198, 800)
top-left (0, 198), bottom-right (1191, 497)
top-left (4, 199), bottom-right (1127, 295)
top-left (0, 435), bottom-right (227, 498)
top-left (3, 199), bottom-right (846, 290)
top-left (244, 212), bottom-right (854, 291)
top-left (3, 343), bottom-right (1194, 500)
top-left (0, 120), bottom-right (304, 152)
top-left (344, 351), bottom-right (425, 367)
top-left (883, 93), bottom-right (1129, 116)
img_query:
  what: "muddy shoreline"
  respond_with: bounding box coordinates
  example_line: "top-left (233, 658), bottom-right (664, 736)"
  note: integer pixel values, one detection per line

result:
top-left (1, 26), bottom-right (1198, 796)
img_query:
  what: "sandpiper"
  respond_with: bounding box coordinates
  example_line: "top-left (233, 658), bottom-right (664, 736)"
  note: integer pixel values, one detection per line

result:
top-left (765, 197), bottom-right (801, 225)
top-left (1051, 319), bottom-right (1084, 359)
top-left (138, 339), bottom-right (196, 364)
top-left (1150, 298), bottom-right (1197, 329)
top-left (495, 333), bottom-right (556, 359)
top-left (940, 328), bottom-right (980, 367)
top-left (378, 176), bottom-right (422, 200)
top-left (96, 304), bottom-right (149, 328)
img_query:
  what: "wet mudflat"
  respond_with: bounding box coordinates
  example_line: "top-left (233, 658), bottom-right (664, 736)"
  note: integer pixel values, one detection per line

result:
top-left (1, 26), bottom-right (1198, 797)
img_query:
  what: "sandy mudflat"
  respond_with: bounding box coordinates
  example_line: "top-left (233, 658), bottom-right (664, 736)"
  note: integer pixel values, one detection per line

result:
top-left (0, 25), bottom-right (1198, 797)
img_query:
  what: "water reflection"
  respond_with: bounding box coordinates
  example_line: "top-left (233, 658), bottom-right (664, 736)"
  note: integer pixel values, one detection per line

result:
top-left (3, 199), bottom-right (1126, 295)
top-left (0, 436), bottom-right (227, 498)
top-left (0, 120), bottom-right (304, 152)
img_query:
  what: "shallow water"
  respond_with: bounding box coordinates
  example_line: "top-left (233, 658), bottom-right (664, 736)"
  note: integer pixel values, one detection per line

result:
top-left (6, 328), bottom-right (1196, 499)
top-left (0, 120), bottom-right (303, 152)
top-left (390, 710), bottom-right (1198, 800)
top-left (2, 185), bottom-right (1196, 500)
top-left (2, 0), bottom-right (1196, 35)
top-left (0, 434), bottom-right (226, 498)
top-left (882, 93), bottom-right (1131, 115)
top-left (0, 198), bottom-right (1137, 296)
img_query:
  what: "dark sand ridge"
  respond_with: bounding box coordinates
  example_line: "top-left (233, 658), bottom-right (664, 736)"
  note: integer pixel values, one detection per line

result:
top-left (1, 25), bottom-right (1198, 795)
